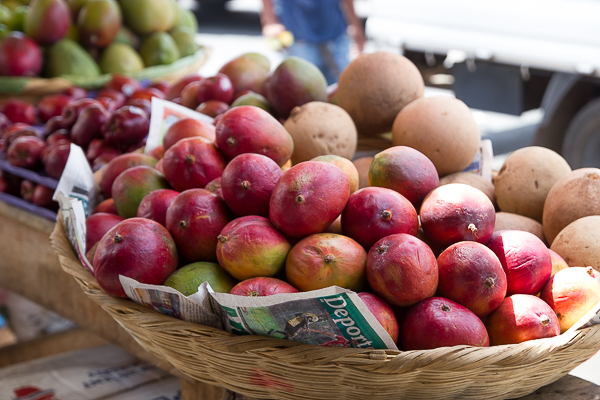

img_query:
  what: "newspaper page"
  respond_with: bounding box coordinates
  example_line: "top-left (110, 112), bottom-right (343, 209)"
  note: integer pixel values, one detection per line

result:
top-left (145, 98), bottom-right (215, 154)
top-left (55, 194), bottom-right (94, 273)
top-left (102, 377), bottom-right (181, 400)
top-left (119, 276), bottom-right (222, 329)
top-left (461, 139), bottom-right (494, 182)
top-left (566, 300), bottom-right (600, 333)
top-left (211, 287), bottom-right (399, 350)
top-left (0, 344), bottom-right (168, 400)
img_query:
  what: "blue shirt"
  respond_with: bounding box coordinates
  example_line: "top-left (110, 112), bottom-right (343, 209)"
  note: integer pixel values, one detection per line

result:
top-left (275, 0), bottom-right (347, 43)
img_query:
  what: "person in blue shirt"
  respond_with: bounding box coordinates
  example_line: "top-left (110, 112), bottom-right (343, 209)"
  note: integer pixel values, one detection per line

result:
top-left (261, 0), bottom-right (365, 84)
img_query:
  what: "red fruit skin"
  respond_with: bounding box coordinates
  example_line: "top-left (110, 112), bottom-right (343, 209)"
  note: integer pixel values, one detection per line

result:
top-left (230, 277), bottom-right (298, 296)
top-left (0, 172), bottom-right (21, 196)
top-left (37, 94), bottom-right (72, 123)
top-left (32, 184), bottom-right (56, 208)
top-left (196, 73), bottom-right (234, 104)
top-left (155, 158), bottom-right (164, 174)
top-left (128, 88), bottom-right (165, 102)
top-left (46, 130), bottom-right (70, 145)
top-left (0, 112), bottom-right (10, 133)
top-left (124, 98), bottom-right (152, 116)
top-left (102, 106), bottom-right (149, 149)
top-left (215, 106), bottom-right (293, 167)
top-left (96, 89), bottom-right (126, 110)
top-left (2, 126), bottom-right (38, 151)
top-left (150, 81), bottom-right (169, 94)
top-left (20, 180), bottom-right (35, 202)
top-left (195, 100), bottom-right (229, 118)
top-left (7, 136), bottom-right (44, 169)
top-left (111, 166), bottom-right (170, 218)
top-left (25, 0), bottom-right (71, 45)
top-left (63, 87), bottom-right (87, 100)
top-left (165, 189), bottom-right (232, 262)
top-left (166, 74), bottom-right (203, 101)
top-left (204, 177), bottom-right (223, 198)
top-left (41, 138), bottom-right (70, 165)
top-left (163, 118), bottom-right (216, 150)
top-left (100, 153), bottom-right (157, 198)
top-left (487, 230), bottom-right (552, 296)
top-left (270, 161), bottom-right (349, 238)
top-left (43, 143), bottom-right (70, 179)
top-left (420, 183), bottom-right (496, 248)
top-left (93, 218), bottom-right (179, 298)
top-left (148, 145), bottom-right (164, 160)
top-left (43, 116), bottom-right (66, 137)
top-left (367, 233), bottom-right (438, 307)
top-left (180, 80), bottom-right (203, 109)
top-left (540, 266), bottom-right (600, 332)
top-left (61, 98), bottom-right (100, 128)
top-left (485, 294), bottom-right (560, 345)
top-left (92, 198), bottom-right (118, 215)
top-left (285, 233), bottom-right (366, 291)
top-left (0, 99), bottom-right (36, 125)
top-left (341, 186), bottom-right (418, 250)
top-left (162, 137), bottom-right (226, 192)
top-left (358, 292), bottom-right (399, 343)
top-left (401, 297), bottom-right (489, 350)
top-left (136, 188), bottom-right (179, 227)
top-left (104, 75), bottom-right (141, 96)
top-left (221, 153), bottom-right (283, 218)
top-left (85, 212), bottom-right (125, 251)
top-left (368, 146), bottom-right (440, 210)
top-left (71, 104), bottom-right (110, 148)
top-left (0, 33), bottom-right (43, 77)
top-left (85, 139), bottom-right (120, 164)
top-left (437, 241), bottom-right (507, 318)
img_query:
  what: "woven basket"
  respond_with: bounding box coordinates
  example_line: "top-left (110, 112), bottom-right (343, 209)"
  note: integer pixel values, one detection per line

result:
top-left (49, 214), bottom-right (600, 400)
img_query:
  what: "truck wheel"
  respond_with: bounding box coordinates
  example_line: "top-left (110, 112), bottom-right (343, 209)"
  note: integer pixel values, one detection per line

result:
top-left (562, 98), bottom-right (600, 168)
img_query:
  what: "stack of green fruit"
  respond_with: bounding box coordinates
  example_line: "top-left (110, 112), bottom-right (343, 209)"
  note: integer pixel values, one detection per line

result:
top-left (0, 0), bottom-right (199, 78)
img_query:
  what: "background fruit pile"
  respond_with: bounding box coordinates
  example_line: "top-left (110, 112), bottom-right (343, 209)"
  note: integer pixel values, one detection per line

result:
top-left (0, 0), bottom-right (198, 79)
top-left (80, 52), bottom-right (600, 351)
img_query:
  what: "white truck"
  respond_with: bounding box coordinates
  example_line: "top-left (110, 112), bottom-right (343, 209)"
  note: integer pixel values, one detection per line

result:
top-left (365, 0), bottom-right (600, 168)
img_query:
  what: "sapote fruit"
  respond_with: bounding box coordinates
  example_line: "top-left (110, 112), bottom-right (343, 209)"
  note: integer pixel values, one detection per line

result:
top-left (341, 186), bottom-right (418, 250)
top-left (420, 183), bottom-right (496, 248)
top-left (285, 233), bottom-right (367, 292)
top-left (550, 215), bottom-right (600, 270)
top-left (487, 230), bottom-right (552, 296)
top-left (336, 52), bottom-right (424, 136)
top-left (400, 297), bottom-right (489, 350)
top-left (269, 161), bottom-right (350, 238)
top-left (220, 153), bottom-right (283, 218)
top-left (368, 146), bottom-right (439, 209)
top-left (93, 218), bottom-right (179, 298)
top-left (230, 277), bottom-right (298, 297)
top-left (265, 56), bottom-right (327, 119)
top-left (111, 166), bottom-right (170, 218)
top-left (216, 216), bottom-right (291, 281)
top-left (485, 294), bottom-right (560, 345)
top-left (493, 212), bottom-right (546, 244)
top-left (165, 188), bottom-right (232, 262)
top-left (164, 262), bottom-right (237, 295)
top-left (215, 105), bottom-right (293, 167)
top-left (437, 241), bottom-right (507, 318)
top-left (366, 233), bottom-right (438, 307)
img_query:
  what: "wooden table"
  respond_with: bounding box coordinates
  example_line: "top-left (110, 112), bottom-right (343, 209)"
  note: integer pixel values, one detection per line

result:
top-left (0, 200), bottom-right (598, 400)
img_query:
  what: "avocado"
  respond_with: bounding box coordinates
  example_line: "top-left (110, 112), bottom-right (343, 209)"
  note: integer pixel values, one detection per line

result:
top-left (45, 39), bottom-right (101, 78)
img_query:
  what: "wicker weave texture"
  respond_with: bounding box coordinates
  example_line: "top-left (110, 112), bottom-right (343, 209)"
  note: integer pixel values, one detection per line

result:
top-left (49, 216), bottom-right (600, 400)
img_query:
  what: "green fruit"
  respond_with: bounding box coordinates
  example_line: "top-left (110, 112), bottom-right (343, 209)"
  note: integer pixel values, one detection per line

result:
top-left (2, 1), bottom-right (23, 11)
top-left (65, 0), bottom-right (89, 18)
top-left (139, 32), bottom-right (180, 67)
top-left (230, 92), bottom-right (273, 114)
top-left (45, 38), bottom-right (101, 78)
top-left (77, 0), bottom-right (121, 47)
top-left (0, 24), bottom-right (9, 40)
top-left (169, 26), bottom-right (196, 57)
top-left (118, 0), bottom-right (176, 36)
top-left (99, 42), bottom-right (144, 74)
top-left (172, 5), bottom-right (196, 32)
top-left (64, 23), bottom-right (79, 41)
top-left (113, 25), bottom-right (139, 48)
top-left (24, 0), bottom-right (71, 45)
top-left (6, 5), bottom-right (27, 31)
top-left (0, 4), bottom-right (12, 24)
top-left (164, 262), bottom-right (237, 295)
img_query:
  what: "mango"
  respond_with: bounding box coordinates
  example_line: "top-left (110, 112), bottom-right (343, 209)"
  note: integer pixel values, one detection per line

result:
top-left (99, 42), bottom-right (144, 74)
top-left (24, 0), bottom-right (71, 45)
top-left (45, 38), bottom-right (100, 78)
top-left (139, 32), bottom-right (180, 67)
top-left (170, 26), bottom-right (197, 57)
top-left (119, 0), bottom-right (175, 35)
top-left (77, 0), bottom-right (121, 47)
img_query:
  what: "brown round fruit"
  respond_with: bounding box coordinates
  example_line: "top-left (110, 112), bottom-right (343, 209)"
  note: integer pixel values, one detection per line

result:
top-left (439, 172), bottom-right (496, 207)
top-left (550, 216), bottom-right (600, 270)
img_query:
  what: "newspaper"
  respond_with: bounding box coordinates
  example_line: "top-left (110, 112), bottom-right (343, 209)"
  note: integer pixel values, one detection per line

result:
top-left (145, 98), bottom-right (214, 154)
top-left (461, 139), bottom-right (494, 182)
top-left (102, 377), bottom-right (181, 400)
top-left (0, 344), bottom-right (168, 400)
top-left (119, 276), bottom-right (222, 328)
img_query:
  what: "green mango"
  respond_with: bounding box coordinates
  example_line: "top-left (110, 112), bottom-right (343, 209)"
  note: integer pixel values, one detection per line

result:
top-left (0, 24), bottom-right (9, 40)
top-left (172, 5), bottom-right (197, 32)
top-left (99, 42), bottom-right (144, 74)
top-left (6, 5), bottom-right (27, 31)
top-left (169, 26), bottom-right (196, 57)
top-left (139, 32), bottom-right (180, 67)
top-left (163, 262), bottom-right (237, 295)
top-left (0, 4), bottom-right (11, 24)
top-left (118, 0), bottom-right (175, 36)
top-left (77, 0), bottom-right (122, 48)
top-left (2, 0), bottom-right (23, 11)
top-left (230, 92), bottom-right (273, 114)
top-left (113, 25), bottom-right (139, 49)
top-left (45, 38), bottom-right (101, 78)
top-left (64, 24), bottom-right (79, 41)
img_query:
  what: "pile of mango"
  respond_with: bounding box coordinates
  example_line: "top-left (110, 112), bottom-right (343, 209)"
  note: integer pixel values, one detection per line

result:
top-left (0, 0), bottom-right (198, 78)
